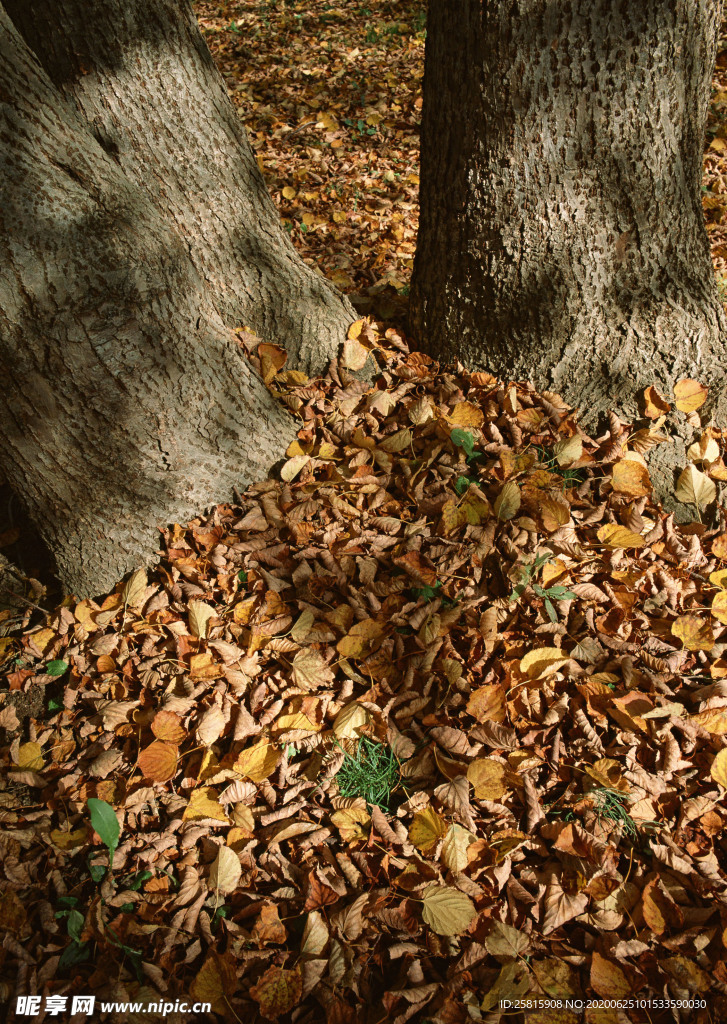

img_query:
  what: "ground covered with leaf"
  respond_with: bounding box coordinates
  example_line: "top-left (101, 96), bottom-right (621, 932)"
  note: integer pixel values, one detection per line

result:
top-left (3, 3), bottom-right (727, 1023)
top-left (2, 322), bottom-right (727, 1023)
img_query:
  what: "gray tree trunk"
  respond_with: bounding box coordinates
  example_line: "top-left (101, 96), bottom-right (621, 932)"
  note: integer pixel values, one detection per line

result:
top-left (411, 0), bottom-right (727, 435)
top-left (0, 2), bottom-right (354, 598)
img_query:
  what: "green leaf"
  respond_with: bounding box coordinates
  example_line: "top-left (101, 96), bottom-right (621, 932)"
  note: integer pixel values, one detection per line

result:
top-left (45, 660), bottom-right (68, 676)
top-left (88, 863), bottom-right (106, 884)
top-left (544, 598), bottom-right (557, 623)
top-left (411, 581), bottom-right (442, 602)
top-left (237, 569), bottom-right (248, 584)
top-left (454, 475), bottom-right (474, 495)
top-left (450, 428), bottom-right (475, 458)
top-left (87, 798), bottom-right (120, 862)
top-left (47, 698), bottom-right (62, 712)
top-left (125, 870), bottom-right (152, 891)
top-left (66, 909), bottom-right (84, 942)
top-left (56, 896), bottom-right (80, 910)
top-left (59, 941), bottom-right (89, 968)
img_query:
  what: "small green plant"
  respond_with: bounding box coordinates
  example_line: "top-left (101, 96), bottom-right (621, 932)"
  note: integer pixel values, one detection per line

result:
top-left (533, 445), bottom-right (586, 490)
top-left (55, 895), bottom-right (91, 969)
top-left (87, 798), bottom-right (120, 878)
top-left (509, 552), bottom-right (576, 622)
top-left (334, 736), bottom-right (404, 810)
top-left (450, 428), bottom-right (485, 464)
top-left (589, 787), bottom-right (639, 840)
top-left (410, 580), bottom-right (458, 608)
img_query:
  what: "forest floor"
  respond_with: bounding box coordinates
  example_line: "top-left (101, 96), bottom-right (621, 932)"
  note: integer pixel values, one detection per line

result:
top-left (2, 3), bottom-right (727, 1023)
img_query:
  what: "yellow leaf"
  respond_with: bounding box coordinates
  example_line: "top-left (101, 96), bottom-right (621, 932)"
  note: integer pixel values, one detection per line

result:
top-left (467, 758), bottom-right (508, 800)
top-left (336, 618), bottom-right (384, 658)
top-left (409, 806), bottom-right (448, 854)
top-left (258, 343), bottom-right (287, 384)
top-left (421, 884), bottom-right (476, 936)
top-left (552, 435), bottom-right (583, 467)
top-left (711, 591), bottom-right (727, 624)
top-left (209, 845), bottom-right (243, 895)
top-left (280, 454), bottom-right (311, 482)
top-left (713, 532), bottom-right (727, 559)
top-left (441, 824), bottom-right (477, 872)
top-left (597, 524), bottom-right (645, 549)
top-left (494, 481), bottom-right (520, 521)
top-left (461, 490), bottom-right (491, 525)
top-left (281, 186), bottom-right (296, 199)
top-left (190, 952), bottom-right (238, 1016)
top-left (440, 500), bottom-right (469, 535)
top-left (341, 336), bottom-right (368, 370)
top-left (687, 435), bottom-right (720, 463)
top-left (520, 647), bottom-right (570, 679)
top-left (347, 318), bottom-right (366, 340)
top-left (122, 567), bottom-right (148, 609)
top-left (672, 614), bottom-right (714, 651)
top-left (330, 806), bottom-right (370, 842)
top-left (183, 787), bottom-right (230, 823)
top-left (689, 707), bottom-right (727, 734)
top-left (674, 378), bottom-right (708, 412)
top-left (188, 600), bottom-right (215, 640)
top-left (710, 748), bottom-right (727, 787)
top-left (50, 828), bottom-right (87, 851)
top-left (16, 741), bottom-right (44, 771)
top-left (249, 964), bottom-right (303, 1020)
top-left (234, 740), bottom-right (280, 782)
top-left (611, 459), bottom-right (651, 497)
top-left (332, 702), bottom-right (371, 739)
top-left (379, 428), bottom-right (412, 452)
top-left (447, 402), bottom-right (484, 428)
top-left (674, 464), bottom-right (716, 508)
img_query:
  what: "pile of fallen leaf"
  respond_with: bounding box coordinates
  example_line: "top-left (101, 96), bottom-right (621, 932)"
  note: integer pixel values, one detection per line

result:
top-left (1, 320), bottom-right (727, 1023)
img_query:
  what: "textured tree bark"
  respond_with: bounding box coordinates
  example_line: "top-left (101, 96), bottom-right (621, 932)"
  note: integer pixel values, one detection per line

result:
top-left (3, 0), bottom-right (356, 376)
top-left (411, 0), bottom-right (727, 435)
top-left (0, 5), bottom-right (350, 598)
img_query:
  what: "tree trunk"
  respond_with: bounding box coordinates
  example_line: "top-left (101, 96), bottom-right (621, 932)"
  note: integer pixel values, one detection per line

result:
top-left (411, 0), bottom-right (727, 432)
top-left (0, 4), bottom-right (353, 598)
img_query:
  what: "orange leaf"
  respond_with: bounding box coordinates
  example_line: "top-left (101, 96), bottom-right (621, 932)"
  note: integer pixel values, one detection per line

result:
top-left (252, 903), bottom-right (288, 946)
top-left (137, 740), bottom-right (178, 783)
top-left (642, 385), bottom-right (671, 418)
top-left (151, 710), bottom-right (187, 744)
top-left (674, 378), bottom-right (708, 412)
top-left (393, 551), bottom-right (438, 586)
top-left (712, 532), bottom-right (727, 559)
top-left (466, 684), bottom-right (506, 724)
